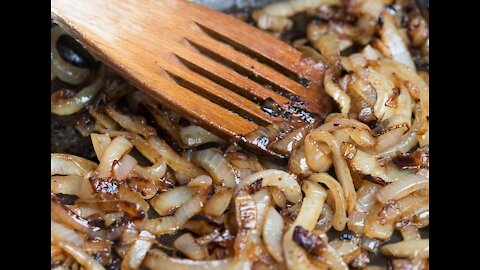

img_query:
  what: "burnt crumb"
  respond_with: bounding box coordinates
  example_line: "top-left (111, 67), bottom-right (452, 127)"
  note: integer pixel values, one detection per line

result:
top-left (262, 98), bottom-right (283, 117)
top-left (333, 123), bottom-right (340, 127)
top-left (89, 176), bottom-right (121, 194)
top-left (245, 178), bottom-right (263, 194)
top-left (298, 78), bottom-right (311, 88)
top-left (292, 226), bottom-right (326, 257)
top-left (392, 145), bottom-right (429, 171)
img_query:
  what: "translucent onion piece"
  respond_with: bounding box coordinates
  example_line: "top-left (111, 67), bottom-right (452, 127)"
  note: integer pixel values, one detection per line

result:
top-left (347, 211), bottom-right (367, 234)
top-left (329, 239), bottom-right (361, 264)
top-left (373, 58), bottom-right (428, 135)
top-left (252, 11), bottom-right (293, 32)
top-left (51, 153), bottom-right (98, 176)
top-left (51, 66), bottom-right (106, 116)
top-left (174, 233), bottom-right (208, 260)
top-left (350, 129), bottom-right (375, 148)
top-left (204, 187), bottom-right (233, 217)
top-left (283, 180), bottom-right (327, 270)
top-left (238, 169), bottom-right (302, 203)
top-left (180, 125), bottom-right (225, 147)
top-left (325, 71), bottom-right (350, 117)
top-left (51, 220), bottom-right (85, 247)
top-left (113, 154), bottom-right (138, 181)
top-left (121, 230), bottom-right (155, 270)
top-left (148, 136), bottom-right (205, 178)
top-left (53, 241), bottom-right (105, 270)
top-left (308, 173), bottom-right (347, 231)
top-left (374, 126), bottom-right (408, 153)
top-left (366, 68), bottom-right (396, 122)
top-left (270, 187), bottom-right (287, 208)
top-left (263, 207), bottom-right (284, 263)
top-left (354, 180), bottom-right (382, 213)
top-left (400, 226), bottom-right (420, 241)
top-left (51, 27), bottom-right (90, 85)
top-left (376, 105), bottom-right (421, 159)
top-left (90, 133), bottom-right (112, 160)
top-left (191, 148), bottom-right (237, 187)
top-left (376, 174), bottom-right (429, 204)
top-left (261, 0), bottom-right (341, 17)
top-left (150, 186), bottom-right (193, 216)
top-left (133, 162), bottom-right (167, 184)
top-left (313, 33), bottom-right (341, 75)
top-left (106, 106), bottom-right (156, 137)
top-left (88, 107), bottom-right (119, 130)
top-left (146, 193), bottom-right (205, 235)
top-left (349, 149), bottom-right (392, 183)
top-left (305, 130), bottom-right (356, 211)
top-left (304, 134), bottom-right (332, 173)
top-left (187, 175), bottom-right (213, 187)
top-left (381, 239), bottom-right (429, 259)
top-left (144, 249), bottom-right (231, 270)
top-left (315, 203), bottom-right (334, 233)
top-left (51, 175), bottom-right (84, 196)
top-left (364, 203), bottom-right (394, 240)
top-left (379, 11), bottom-right (415, 70)
top-left (97, 136), bottom-right (133, 178)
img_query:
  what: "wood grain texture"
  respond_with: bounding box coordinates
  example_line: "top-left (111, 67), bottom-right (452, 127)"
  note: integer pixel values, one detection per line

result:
top-left (51, 0), bottom-right (334, 156)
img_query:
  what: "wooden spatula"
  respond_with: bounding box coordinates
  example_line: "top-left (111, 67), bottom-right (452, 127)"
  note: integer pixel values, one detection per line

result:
top-left (51, 0), bottom-right (335, 160)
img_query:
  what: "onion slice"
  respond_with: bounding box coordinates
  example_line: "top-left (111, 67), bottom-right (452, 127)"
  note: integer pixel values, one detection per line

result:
top-left (148, 136), bottom-right (205, 178)
top-left (305, 129), bottom-right (356, 211)
top-left (173, 233), bottom-right (208, 260)
top-left (308, 173), bottom-right (347, 231)
top-left (144, 249), bottom-right (231, 270)
top-left (203, 187), bottom-right (233, 217)
top-left (180, 125), bottom-right (225, 147)
top-left (121, 230), bottom-right (155, 270)
top-left (381, 239), bottom-right (429, 259)
top-left (51, 153), bottom-right (98, 176)
top-left (283, 180), bottom-right (327, 270)
top-left (237, 170), bottom-right (302, 203)
top-left (376, 174), bottom-right (429, 204)
top-left (97, 136), bottom-right (133, 178)
top-left (53, 241), bottom-right (106, 270)
top-left (191, 148), bottom-right (237, 187)
top-left (263, 207), bottom-right (284, 263)
top-left (150, 186), bottom-right (193, 216)
top-left (51, 66), bottom-right (106, 116)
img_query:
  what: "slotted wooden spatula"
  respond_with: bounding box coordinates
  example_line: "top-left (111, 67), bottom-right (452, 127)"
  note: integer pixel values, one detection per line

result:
top-left (51, 0), bottom-right (335, 160)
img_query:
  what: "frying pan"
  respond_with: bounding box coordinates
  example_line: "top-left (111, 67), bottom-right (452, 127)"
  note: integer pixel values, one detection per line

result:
top-left (51, 0), bottom-right (429, 267)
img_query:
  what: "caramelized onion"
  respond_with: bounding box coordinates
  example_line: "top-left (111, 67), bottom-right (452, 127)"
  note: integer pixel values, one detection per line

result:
top-left (174, 233), bottom-right (208, 260)
top-left (144, 249), bottom-right (231, 270)
top-left (148, 136), bottom-right (205, 178)
top-left (263, 207), bottom-right (284, 263)
top-left (150, 186), bottom-right (193, 216)
top-left (51, 153), bottom-right (98, 176)
top-left (376, 174), bottom-right (429, 204)
top-left (191, 148), bottom-right (237, 187)
top-left (51, 66), bottom-right (106, 115)
top-left (204, 187), bottom-right (233, 217)
top-left (121, 230), bottom-right (155, 270)
top-left (305, 129), bottom-right (356, 211)
top-left (97, 136), bottom-right (133, 178)
top-left (180, 125), bottom-right (225, 147)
